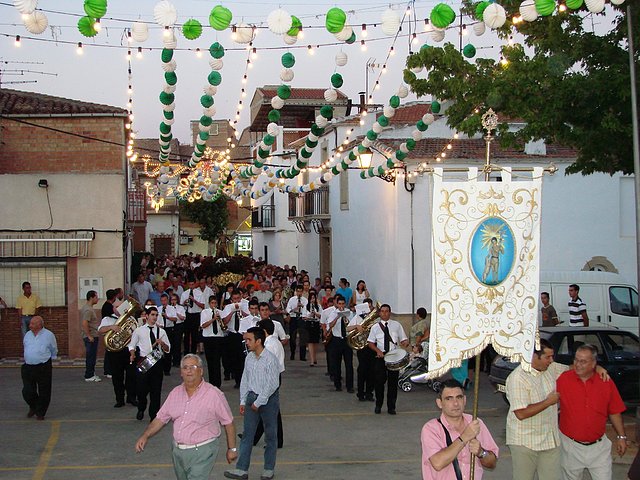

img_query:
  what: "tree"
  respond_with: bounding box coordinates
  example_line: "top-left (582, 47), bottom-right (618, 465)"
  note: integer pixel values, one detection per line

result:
top-left (404, 0), bottom-right (639, 175)
top-left (179, 197), bottom-right (229, 253)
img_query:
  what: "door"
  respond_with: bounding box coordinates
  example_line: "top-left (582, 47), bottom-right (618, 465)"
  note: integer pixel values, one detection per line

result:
top-left (608, 286), bottom-right (639, 335)
top-left (152, 236), bottom-right (172, 257)
top-left (319, 233), bottom-right (332, 279)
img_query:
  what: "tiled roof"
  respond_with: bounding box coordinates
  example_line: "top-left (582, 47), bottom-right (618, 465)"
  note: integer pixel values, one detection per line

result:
top-left (383, 103), bottom-right (433, 124)
top-left (258, 87), bottom-right (348, 101)
top-left (0, 88), bottom-right (127, 115)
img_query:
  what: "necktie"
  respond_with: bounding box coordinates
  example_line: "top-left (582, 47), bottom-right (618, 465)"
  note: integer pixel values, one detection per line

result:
top-left (149, 326), bottom-right (156, 345)
top-left (340, 312), bottom-right (347, 338)
top-left (234, 312), bottom-right (240, 332)
top-left (212, 311), bottom-right (218, 334)
top-left (382, 322), bottom-right (390, 353)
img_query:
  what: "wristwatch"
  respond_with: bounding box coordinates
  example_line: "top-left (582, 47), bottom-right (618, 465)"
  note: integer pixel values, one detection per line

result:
top-left (228, 447), bottom-right (238, 452)
top-left (477, 449), bottom-right (488, 459)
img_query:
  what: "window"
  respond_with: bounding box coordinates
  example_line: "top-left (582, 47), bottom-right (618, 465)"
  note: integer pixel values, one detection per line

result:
top-left (210, 123), bottom-right (219, 135)
top-left (557, 333), bottom-right (604, 361)
top-left (0, 263), bottom-right (66, 306)
top-left (340, 168), bottom-right (349, 210)
top-left (601, 333), bottom-right (640, 361)
top-left (609, 286), bottom-right (639, 316)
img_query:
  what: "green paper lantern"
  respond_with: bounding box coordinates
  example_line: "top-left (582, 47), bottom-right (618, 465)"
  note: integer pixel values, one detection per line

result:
top-left (263, 135), bottom-right (275, 146)
top-left (389, 95), bottom-right (400, 108)
top-left (430, 3), bottom-right (456, 29)
top-left (420, 43), bottom-right (431, 51)
top-left (287, 16), bottom-right (302, 36)
top-left (296, 159), bottom-right (307, 169)
top-left (395, 150), bottom-right (407, 161)
top-left (160, 134), bottom-right (172, 142)
top-left (195, 143), bottom-right (206, 152)
top-left (159, 92), bottom-right (174, 105)
top-left (200, 95), bottom-right (214, 108)
top-left (325, 7), bottom-right (346, 34)
top-left (277, 85), bottom-right (291, 100)
top-left (431, 100), bottom-right (441, 113)
top-left (463, 44), bottom-right (476, 58)
top-left (566, 0), bottom-right (583, 8)
top-left (341, 160), bottom-right (349, 170)
top-left (306, 139), bottom-right (318, 148)
top-left (406, 138), bottom-right (416, 150)
top-left (200, 116), bottom-right (213, 127)
top-left (378, 115), bottom-right (389, 127)
top-left (182, 19), bottom-right (203, 40)
top-left (331, 73), bottom-right (343, 88)
top-left (209, 42), bottom-right (225, 59)
top-left (416, 120), bottom-right (428, 131)
top-left (281, 52), bottom-right (296, 68)
top-left (377, 166), bottom-right (386, 175)
top-left (268, 110), bottom-right (281, 122)
top-left (78, 16), bottom-right (98, 37)
top-left (194, 150), bottom-right (203, 157)
top-left (367, 167), bottom-right (375, 176)
top-left (159, 122), bottom-right (171, 135)
top-left (366, 130), bottom-right (378, 141)
top-left (199, 131), bottom-right (210, 141)
top-left (311, 124), bottom-right (324, 136)
top-left (258, 148), bottom-right (270, 159)
top-left (475, 1), bottom-right (490, 20)
top-left (358, 145), bottom-right (367, 154)
top-left (209, 5), bottom-right (232, 31)
top-left (404, 70), bottom-right (417, 84)
top-left (320, 105), bottom-right (333, 119)
top-left (161, 48), bottom-right (173, 63)
top-left (208, 71), bottom-right (222, 86)
top-left (164, 71), bottom-right (177, 86)
top-left (349, 151), bottom-right (357, 161)
top-left (163, 110), bottom-right (174, 120)
top-left (84, 0), bottom-right (107, 19)
top-left (300, 148), bottom-right (312, 159)
top-left (535, 0), bottom-right (556, 15)
top-left (346, 32), bottom-right (357, 44)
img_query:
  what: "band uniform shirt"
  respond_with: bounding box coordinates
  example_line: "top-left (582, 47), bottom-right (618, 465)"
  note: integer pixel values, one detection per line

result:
top-left (421, 413), bottom-right (499, 480)
top-left (156, 380), bottom-right (234, 445)
top-left (568, 297), bottom-right (587, 326)
top-left (505, 362), bottom-right (568, 450)
top-left (23, 327), bottom-right (57, 364)
top-left (157, 305), bottom-right (175, 329)
top-left (556, 369), bottom-right (625, 442)
top-left (272, 319), bottom-right (287, 342)
top-left (200, 308), bottom-right (225, 338)
top-left (16, 293), bottom-right (42, 315)
top-left (320, 306), bottom-right (336, 328)
top-left (128, 323), bottom-right (171, 357)
top-left (367, 319), bottom-right (407, 353)
top-left (264, 335), bottom-right (285, 373)
top-left (238, 315), bottom-right (259, 334)
top-left (285, 296), bottom-right (308, 316)
top-left (326, 308), bottom-right (352, 338)
top-left (80, 304), bottom-right (99, 339)
top-left (240, 348), bottom-right (280, 408)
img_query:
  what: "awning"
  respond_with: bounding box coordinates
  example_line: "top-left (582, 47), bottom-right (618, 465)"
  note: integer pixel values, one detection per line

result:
top-left (0, 231), bottom-right (94, 258)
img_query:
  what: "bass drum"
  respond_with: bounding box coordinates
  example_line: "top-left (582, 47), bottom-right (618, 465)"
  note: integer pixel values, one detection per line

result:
top-left (384, 349), bottom-right (410, 371)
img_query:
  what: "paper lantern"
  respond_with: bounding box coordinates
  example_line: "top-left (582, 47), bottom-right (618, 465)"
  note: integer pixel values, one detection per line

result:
top-left (23, 11), bottom-right (48, 34)
top-left (162, 59), bottom-right (176, 72)
top-left (325, 7), bottom-right (346, 33)
top-left (182, 19), bottom-right (202, 40)
top-left (14, 0), bottom-right (37, 15)
top-left (154, 1), bottom-right (177, 27)
top-left (334, 25), bottom-right (353, 41)
top-left (473, 22), bottom-right (486, 35)
top-left (281, 52), bottom-right (295, 68)
top-left (423, 113), bottom-right (435, 124)
top-left (209, 5), bottom-right (232, 31)
top-left (383, 106), bottom-right (396, 118)
top-left (431, 29), bottom-right (445, 42)
top-left (277, 85), bottom-right (291, 100)
top-left (78, 16), bottom-right (98, 37)
top-left (161, 48), bottom-right (173, 63)
top-left (324, 89), bottom-right (338, 102)
top-left (431, 100), bottom-right (441, 113)
top-left (209, 58), bottom-right (223, 70)
top-left (519, 0), bottom-right (539, 21)
top-left (535, 0), bottom-right (555, 16)
top-left (163, 31), bottom-right (177, 49)
top-left (164, 71), bottom-right (177, 85)
top-left (287, 16), bottom-right (302, 36)
top-left (267, 123), bottom-right (279, 136)
top-left (381, 8), bottom-right (401, 35)
top-left (463, 43), bottom-right (476, 58)
top-left (267, 9), bottom-right (292, 35)
top-left (566, 0), bottom-right (584, 8)
top-left (331, 73), bottom-right (343, 88)
top-left (430, 3), bottom-right (456, 28)
top-left (234, 23), bottom-right (255, 44)
top-left (208, 71), bottom-right (222, 86)
top-left (398, 84), bottom-right (409, 98)
top-left (346, 32), bottom-right (357, 44)
top-left (271, 96), bottom-right (285, 109)
top-left (203, 85), bottom-right (217, 96)
top-left (475, 1), bottom-right (490, 20)
top-left (84, 0), bottom-right (107, 19)
top-left (280, 68), bottom-right (294, 82)
top-left (483, 4), bottom-right (507, 29)
top-left (209, 42), bottom-right (225, 59)
top-left (610, 0), bottom-right (625, 5)
top-left (283, 34), bottom-right (298, 45)
top-left (585, 0), bottom-right (605, 12)
top-left (335, 51), bottom-right (348, 67)
top-left (411, 65), bottom-right (423, 74)
top-left (131, 22), bottom-right (148, 42)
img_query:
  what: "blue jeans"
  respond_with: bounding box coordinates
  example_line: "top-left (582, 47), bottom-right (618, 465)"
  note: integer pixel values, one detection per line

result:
top-left (236, 390), bottom-right (279, 472)
top-left (21, 315), bottom-right (33, 338)
top-left (83, 337), bottom-right (99, 379)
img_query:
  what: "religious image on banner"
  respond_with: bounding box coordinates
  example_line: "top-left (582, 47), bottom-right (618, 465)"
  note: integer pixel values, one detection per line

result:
top-left (426, 167), bottom-right (543, 379)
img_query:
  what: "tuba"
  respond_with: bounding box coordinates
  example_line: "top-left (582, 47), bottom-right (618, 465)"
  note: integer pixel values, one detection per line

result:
top-left (104, 297), bottom-right (142, 352)
top-left (347, 303), bottom-right (380, 350)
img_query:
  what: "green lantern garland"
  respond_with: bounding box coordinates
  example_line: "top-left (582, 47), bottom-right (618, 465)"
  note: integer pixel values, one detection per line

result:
top-left (325, 7), bottom-right (347, 34)
top-left (463, 44), bottom-right (477, 58)
top-left (84, 0), bottom-right (107, 19)
top-left (209, 5), bottom-right (233, 31)
top-left (281, 52), bottom-right (296, 68)
top-left (287, 16), bottom-right (302, 36)
top-left (182, 19), bottom-right (203, 40)
top-left (475, 1), bottom-right (490, 20)
top-left (78, 16), bottom-right (98, 37)
top-left (331, 73), bottom-right (343, 88)
top-left (430, 3), bottom-right (456, 28)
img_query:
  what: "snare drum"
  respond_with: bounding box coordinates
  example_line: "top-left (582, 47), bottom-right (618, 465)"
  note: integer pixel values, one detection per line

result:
top-left (137, 348), bottom-right (164, 373)
top-left (384, 349), bottom-right (410, 371)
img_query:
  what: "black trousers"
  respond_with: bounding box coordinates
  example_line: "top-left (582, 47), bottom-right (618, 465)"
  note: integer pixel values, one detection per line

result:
top-left (203, 336), bottom-right (225, 388)
top-left (223, 333), bottom-right (245, 386)
top-left (374, 358), bottom-right (399, 411)
top-left (106, 349), bottom-right (136, 404)
top-left (162, 326), bottom-right (175, 374)
top-left (328, 337), bottom-right (353, 389)
top-left (21, 359), bottom-right (52, 417)
top-left (289, 316), bottom-right (307, 360)
top-left (357, 348), bottom-right (375, 399)
top-left (171, 322), bottom-right (184, 366)
top-left (183, 312), bottom-right (200, 355)
top-left (135, 360), bottom-right (164, 420)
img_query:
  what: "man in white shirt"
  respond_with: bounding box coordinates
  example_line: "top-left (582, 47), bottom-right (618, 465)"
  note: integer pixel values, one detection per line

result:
top-left (347, 299), bottom-right (376, 402)
top-left (201, 295), bottom-right (226, 388)
top-left (181, 277), bottom-right (212, 355)
top-left (254, 282), bottom-right (273, 304)
top-left (324, 295), bottom-right (354, 393)
top-left (221, 290), bottom-right (251, 389)
top-left (285, 285), bottom-right (308, 361)
top-left (257, 302), bottom-right (288, 345)
top-left (320, 296), bottom-right (336, 379)
top-left (131, 273), bottom-right (153, 305)
top-left (128, 306), bottom-right (171, 421)
top-left (367, 303), bottom-right (408, 415)
top-left (157, 293), bottom-right (175, 376)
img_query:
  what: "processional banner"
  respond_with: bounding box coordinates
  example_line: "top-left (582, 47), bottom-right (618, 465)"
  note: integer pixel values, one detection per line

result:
top-left (427, 167), bottom-right (543, 378)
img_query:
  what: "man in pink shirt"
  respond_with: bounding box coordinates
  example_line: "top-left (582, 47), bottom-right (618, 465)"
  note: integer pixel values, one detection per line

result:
top-left (421, 379), bottom-right (499, 480)
top-left (135, 353), bottom-right (238, 480)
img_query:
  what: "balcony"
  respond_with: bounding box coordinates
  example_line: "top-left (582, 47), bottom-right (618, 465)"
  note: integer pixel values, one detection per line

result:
top-left (288, 186), bottom-right (330, 219)
top-left (127, 189), bottom-right (146, 223)
top-left (251, 204), bottom-right (276, 229)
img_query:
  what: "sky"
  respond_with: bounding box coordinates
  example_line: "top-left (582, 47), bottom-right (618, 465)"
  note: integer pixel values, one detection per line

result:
top-left (0, 0), bottom-right (597, 144)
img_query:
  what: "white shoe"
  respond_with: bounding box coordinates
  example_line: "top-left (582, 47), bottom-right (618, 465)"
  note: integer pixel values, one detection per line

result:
top-left (105, 374), bottom-right (112, 379)
top-left (85, 375), bottom-right (101, 382)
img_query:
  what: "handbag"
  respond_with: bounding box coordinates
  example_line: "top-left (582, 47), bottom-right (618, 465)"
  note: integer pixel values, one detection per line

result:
top-left (437, 418), bottom-right (463, 480)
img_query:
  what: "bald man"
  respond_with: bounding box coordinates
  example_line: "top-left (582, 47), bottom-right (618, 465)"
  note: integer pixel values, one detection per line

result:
top-left (22, 316), bottom-right (58, 420)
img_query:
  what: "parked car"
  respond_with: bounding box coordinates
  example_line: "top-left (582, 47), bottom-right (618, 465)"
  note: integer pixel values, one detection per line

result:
top-left (489, 326), bottom-right (640, 406)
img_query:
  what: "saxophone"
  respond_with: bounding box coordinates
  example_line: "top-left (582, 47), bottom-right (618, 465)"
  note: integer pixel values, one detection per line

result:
top-left (346, 303), bottom-right (380, 350)
top-left (104, 297), bottom-right (142, 352)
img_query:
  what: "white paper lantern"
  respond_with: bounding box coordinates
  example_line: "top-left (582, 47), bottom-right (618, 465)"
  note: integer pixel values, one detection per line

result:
top-left (315, 115), bottom-right (328, 128)
top-left (163, 31), bottom-right (177, 49)
top-left (162, 103), bottom-right (175, 112)
top-left (267, 123), bottom-right (279, 136)
top-left (610, 0), bottom-right (625, 5)
top-left (483, 4), bottom-right (507, 29)
top-left (209, 58), bottom-right (224, 70)
top-left (411, 65), bottom-right (424, 74)
top-left (309, 133), bottom-right (319, 142)
top-left (267, 9), bottom-right (292, 35)
top-left (381, 8), bottom-right (401, 35)
top-left (324, 89), bottom-right (338, 102)
top-left (280, 68), bottom-right (294, 82)
top-left (519, 0), bottom-right (538, 22)
top-left (585, 0), bottom-right (605, 12)
top-left (372, 123), bottom-right (383, 133)
top-left (423, 113), bottom-right (435, 125)
top-left (234, 23), bottom-right (255, 44)
top-left (334, 25), bottom-right (353, 41)
top-left (203, 85), bottom-right (217, 96)
top-left (412, 130), bottom-right (423, 141)
top-left (23, 11), bottom-right (48, 34)
top-left (283, 34), bottom-right (298, 45)
top-left (161, 59), bottom-right (177, 72)
top-left (198, 123), bottom-right (209, 131)
top-left (271, 96), bottom-right (285, 109)
top-left (163, 85), bottom-right (176, 94)
top-left (383, 106), bottom-right (396, 118)
top-left (398, 84), bottom-right (409, 98)
top-left (14, 0), bottom-right (37, 15)
top-left (204, 106), bottom-right (216, 116)
top-left (431, 29), bottom-right (445, 42)
top-left (473, 22), bottom-right (486, 36)
top-left (131, 22), bottom-right (149, 42)
top-left (335, 51), bottom-right (348, 67)
top-left (399, 143), bottom-right (409, 153)
top-left (322, 172), bottom-right (333, 182)
top-left (361, 138), bottom-right (372, 148)
top-left (154, 1), bottom-right (177, 27)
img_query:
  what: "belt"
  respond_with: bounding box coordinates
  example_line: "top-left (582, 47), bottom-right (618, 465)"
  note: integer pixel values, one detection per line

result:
top-left (568, 435), bottom-right (603, 446)
top-left (174, 437), bottom-right (216, 450)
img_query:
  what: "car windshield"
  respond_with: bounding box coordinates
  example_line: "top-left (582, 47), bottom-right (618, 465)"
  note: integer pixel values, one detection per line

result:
top-left (602, 333), bottom-right (640, 361)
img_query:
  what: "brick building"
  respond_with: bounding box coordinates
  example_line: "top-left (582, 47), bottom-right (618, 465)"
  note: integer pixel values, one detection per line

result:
top-left (0, 88), bottom-right (129, 358)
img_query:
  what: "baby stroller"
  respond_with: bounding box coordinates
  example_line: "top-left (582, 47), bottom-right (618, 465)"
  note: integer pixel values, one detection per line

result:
top-left (398, 355), bottom-right (442, 393)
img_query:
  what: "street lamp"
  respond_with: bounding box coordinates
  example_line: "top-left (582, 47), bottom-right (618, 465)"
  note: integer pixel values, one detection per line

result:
top-left (357, 148), bottom-right (373, 169)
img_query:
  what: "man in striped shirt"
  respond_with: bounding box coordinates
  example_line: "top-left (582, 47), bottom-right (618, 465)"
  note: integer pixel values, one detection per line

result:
top-left (568, 284), bottom-right (589, 327)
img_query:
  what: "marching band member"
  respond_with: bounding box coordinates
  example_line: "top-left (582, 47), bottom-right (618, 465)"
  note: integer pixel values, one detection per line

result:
top-left (128, 306), bottom-right (171, 421)
top-left (285, 285), bottom-right (308, 361)
top-left (221, 290), bottom-right (250, 389)
top-left (367, 304), bottom-right (409, 415)
top-left (169, 293), bottom-right (186, 368)
top-left (302, 291), bottom-right (323, 366)
top-left (157, 293), bottom-right (175, 376)
top-left (239, 299), bottom-right (260, 334)
top-left (347, 298), bottom-right (376, 402)
top-left (201, 295), bottom-right (226, 388)
top-left (323, 295), bottom-right (354, 393)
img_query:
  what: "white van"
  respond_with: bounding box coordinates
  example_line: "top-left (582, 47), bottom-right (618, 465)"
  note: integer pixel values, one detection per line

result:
top-left (540, 271), bottom-right (639, 336)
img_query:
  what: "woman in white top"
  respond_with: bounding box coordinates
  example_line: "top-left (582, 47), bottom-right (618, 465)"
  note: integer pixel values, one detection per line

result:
top-left (351, 280), bottom-right (371, 308)
top-left (303, 291), bottom-right (323, 366)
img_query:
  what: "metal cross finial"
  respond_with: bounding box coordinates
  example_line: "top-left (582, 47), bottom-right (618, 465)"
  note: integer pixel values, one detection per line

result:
top-left (481, 108), bottom-right (498, 136)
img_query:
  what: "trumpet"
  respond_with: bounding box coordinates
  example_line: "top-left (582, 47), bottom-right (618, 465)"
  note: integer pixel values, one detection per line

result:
top-left (215, 310), bottom-right (227, 332)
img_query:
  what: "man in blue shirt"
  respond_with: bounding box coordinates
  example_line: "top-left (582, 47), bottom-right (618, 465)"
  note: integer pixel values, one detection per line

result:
top-left (335, 278), bottom-right (353, 309)
top-left (22, 316), bottom-right (57, 420)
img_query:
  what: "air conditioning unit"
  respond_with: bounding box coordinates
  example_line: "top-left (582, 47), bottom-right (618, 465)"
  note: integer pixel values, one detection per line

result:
top-left (179, 235), bottom-right (193, 245)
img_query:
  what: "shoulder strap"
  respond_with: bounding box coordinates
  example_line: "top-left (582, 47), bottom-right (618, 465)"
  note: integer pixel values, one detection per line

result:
top-left (436, 418), bottom-right (463, 480)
